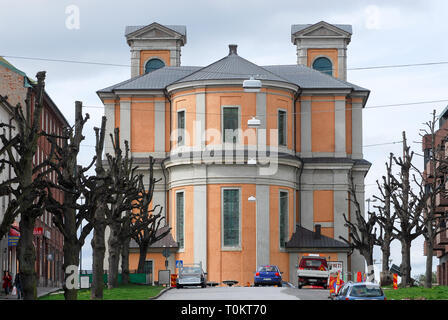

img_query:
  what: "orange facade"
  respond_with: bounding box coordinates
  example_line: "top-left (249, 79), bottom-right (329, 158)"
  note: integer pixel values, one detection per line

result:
top-left (108, 86), bottom-right (358, 285)
top-left (139, 50), bottom-right (171, 76)
top-left (307, 48), bottom-right (338, 78)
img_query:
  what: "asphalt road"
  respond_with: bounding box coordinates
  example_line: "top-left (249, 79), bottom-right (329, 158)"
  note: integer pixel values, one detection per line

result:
top-left (156, 286), bottom-right (330, 300)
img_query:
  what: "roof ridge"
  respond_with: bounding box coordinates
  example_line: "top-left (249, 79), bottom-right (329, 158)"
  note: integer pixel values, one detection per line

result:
top-left (264, 64), bottom-right (369, 91)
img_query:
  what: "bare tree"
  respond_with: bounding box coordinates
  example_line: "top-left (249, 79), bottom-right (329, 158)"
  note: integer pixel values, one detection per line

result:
top-left (373, 153), bottom-right (397, 285)
top-left (105, 129), bottom-right (140, 288)
top-left (339, 169), bottom-right (378, 282)
top-left (130, 156), bottom-right (171, 274)
top-left (0, 72), bottom-right (58, 299)
top-left (388, 131), bottom-right (427, 287)
top-left (45, 101), bottom-right (95, 300)
top-left (89, 116), bottom-right (109, 300)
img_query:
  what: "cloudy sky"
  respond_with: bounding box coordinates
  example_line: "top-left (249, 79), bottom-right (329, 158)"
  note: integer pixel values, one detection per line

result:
top-left (2, 0), bottom-right (447, 279)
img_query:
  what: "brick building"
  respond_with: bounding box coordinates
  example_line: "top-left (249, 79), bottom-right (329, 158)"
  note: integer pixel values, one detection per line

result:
top-left (98, 21), bottom-right (371, 286)
top-left (422, 106), bottom-right (448, 286)
top-left (0, 57), bottom-right (68, 287)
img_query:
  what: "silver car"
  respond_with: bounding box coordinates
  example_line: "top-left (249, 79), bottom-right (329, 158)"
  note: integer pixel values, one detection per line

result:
top-left (176, 263), bottom-right (207, 288)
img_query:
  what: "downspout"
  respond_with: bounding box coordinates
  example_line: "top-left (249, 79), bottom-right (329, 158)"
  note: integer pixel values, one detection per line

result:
top-left (162, 88), bottom-right (172, 225)
top-left (293, 86), bottom-right (304, 227)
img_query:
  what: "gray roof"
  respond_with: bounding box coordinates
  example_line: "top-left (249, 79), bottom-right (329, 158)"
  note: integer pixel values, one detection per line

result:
top-left (173, 50), bottom-right (290, 84)
top-left (263, 64), bottom-right (367, 91)
top-left (98, 49), bottom-right (368, 93)
top-left (125, 24), bottom-right (186, 37)
top-left (291, 23), bottom-right (352, 35)
top-left (97, 66), bottom-right (201, 93)
top-left (285, 225), bottom-right (350, 250)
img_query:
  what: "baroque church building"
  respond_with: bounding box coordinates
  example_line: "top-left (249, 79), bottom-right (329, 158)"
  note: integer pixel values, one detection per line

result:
top-left (97, 21), bottom-right (371, 286)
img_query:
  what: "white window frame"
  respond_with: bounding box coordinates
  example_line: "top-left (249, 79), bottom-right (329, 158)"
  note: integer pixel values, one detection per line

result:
top-left (221, 105), bottom-right (241, 145)
top-left (175, 190), bottom-right (185, 251)
top-left (176, 109), bottom-right (186, 147)
top-left (221, 187), bottom-right (242, 250)
top-left (277, 108), bottom-right (288, 147)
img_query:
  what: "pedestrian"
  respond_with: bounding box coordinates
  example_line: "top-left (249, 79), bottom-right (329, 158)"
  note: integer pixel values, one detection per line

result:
top-left (2, 271), bottom-right (12, 295)
top-left (14, 271), bottom-right (23, 299)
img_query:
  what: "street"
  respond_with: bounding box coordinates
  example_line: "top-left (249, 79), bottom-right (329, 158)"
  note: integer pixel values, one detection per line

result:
top-left (156, 286), bottom-right (330, 300)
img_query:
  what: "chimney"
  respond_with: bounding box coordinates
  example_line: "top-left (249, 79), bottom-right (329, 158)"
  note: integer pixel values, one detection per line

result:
top-left (229, 44), bottom-right (238, 55)
top-left (314, 224), bottom-right (321, 239)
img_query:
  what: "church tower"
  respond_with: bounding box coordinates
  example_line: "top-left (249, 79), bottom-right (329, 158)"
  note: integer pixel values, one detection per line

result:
top-left (125, 22), bottom-right (187, 77)
top-left (291, 21), bottom-right (352, 81)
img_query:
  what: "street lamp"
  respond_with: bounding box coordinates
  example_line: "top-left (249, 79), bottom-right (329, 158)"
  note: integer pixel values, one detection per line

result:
top-left (365, 198), bottom-right (377, 213)
top-left (243, 76), bottom-right (262, 93)
top-left (248, 196), bottom-right (256, 202)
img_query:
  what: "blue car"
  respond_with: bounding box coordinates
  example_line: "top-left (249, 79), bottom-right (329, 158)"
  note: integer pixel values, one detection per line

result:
top-left (333, 282), bottom-right (386, 300)
top-left (254, 265), bottom-right (282, 287)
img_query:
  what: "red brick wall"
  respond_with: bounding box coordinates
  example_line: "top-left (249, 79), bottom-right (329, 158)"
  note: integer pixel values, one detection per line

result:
top-left (0, 64), bottom-right (27, 108)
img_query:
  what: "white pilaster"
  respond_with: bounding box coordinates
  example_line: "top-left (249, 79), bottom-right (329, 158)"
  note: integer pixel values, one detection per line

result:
top-left (300, 99), bottom-right (312, 157)
top-left (334, 98), bottom-right (346, 157)
top-left (120, 100), bottom-right (131, 151)
top-left (256, 185), bottom-right (270, 267)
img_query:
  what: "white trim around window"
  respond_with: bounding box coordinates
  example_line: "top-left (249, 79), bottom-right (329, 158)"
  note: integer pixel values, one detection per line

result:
top-left (279, 189), bottom-right (289, 250)
top-left (221, 187), bottom-right (242, 251)
top-left (175, 190), bottom-right (185, 252)
top-left (221, 105), bottom-right (241, 145)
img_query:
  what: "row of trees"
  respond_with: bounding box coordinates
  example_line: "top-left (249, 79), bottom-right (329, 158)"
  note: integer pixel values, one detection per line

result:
top-left (340, 110), bottom-right (448, 288)
top-left (0, 71), bottom-right (170, 299)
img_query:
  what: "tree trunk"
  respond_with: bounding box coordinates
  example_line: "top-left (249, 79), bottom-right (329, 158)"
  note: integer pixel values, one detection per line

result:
top-left (62, 230), bottom-right (80, 300)
top-left (121, 238), bottom-right (130, 285)
top-left (400, 238), bottom-right (412, 287)
top-left (363, 250), bottom-right (375, 282)
top-left (120, 222), bottom-right (130, 285)
top-left (107, 222), bottom-right (121, 289)
top-left (425, 234), bottom-right (434, 288)
top-left (137, 241), bottom-right (149, 274)
top-left (91, 206), bottom-right (106, 300)
top-left (380, 238), bottom-right (393, 286)
top-left (17, 213), bottom-right (37, 300)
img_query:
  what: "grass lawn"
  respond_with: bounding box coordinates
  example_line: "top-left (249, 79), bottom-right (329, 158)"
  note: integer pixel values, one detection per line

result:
top-left (384, 285), bottom-right (448, 300)
top-left (39, 284), bottom-right (166, 300)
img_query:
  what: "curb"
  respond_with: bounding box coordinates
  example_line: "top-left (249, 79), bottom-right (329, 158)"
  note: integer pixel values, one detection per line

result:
top-left (37, 288), bottom-right (64, 299)
top-left (149, 286), bottom-right (173, 300)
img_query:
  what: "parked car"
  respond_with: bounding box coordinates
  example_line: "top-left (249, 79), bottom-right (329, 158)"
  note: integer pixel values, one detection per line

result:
top-left (333, 282), bottom-right (386, 300)
top-left (297, 256), bottom-right (329, 289)
top-left (176, 263), bottom-right (207, 289)
top-left (254, 265), bottom-right (283, 287)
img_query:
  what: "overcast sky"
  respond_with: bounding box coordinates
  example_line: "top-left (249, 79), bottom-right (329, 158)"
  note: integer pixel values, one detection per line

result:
top-left (2, 0), bottom-right (447, 279)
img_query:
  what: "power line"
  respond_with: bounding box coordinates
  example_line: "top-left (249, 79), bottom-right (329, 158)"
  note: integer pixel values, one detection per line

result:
top-left (80, 98), bottom-right (448, 117)
top-left (2, 54), bottom-right (448, 73)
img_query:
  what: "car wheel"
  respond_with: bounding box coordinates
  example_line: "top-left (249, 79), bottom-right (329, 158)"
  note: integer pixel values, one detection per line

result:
top-left (323, 284), bottom-right (328, 289)
top-left (177, 285), bottom-right (182, 289)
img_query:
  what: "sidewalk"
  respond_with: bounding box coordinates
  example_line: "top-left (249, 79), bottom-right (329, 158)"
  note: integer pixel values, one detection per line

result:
top-left (0, 286), bottom-right (62, 300)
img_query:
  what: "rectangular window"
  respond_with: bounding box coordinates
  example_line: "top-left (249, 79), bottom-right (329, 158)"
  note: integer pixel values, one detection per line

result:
top-left (176, 191), bottom-right (184, 249)
top-left (177, 110), bottom-right (185, 146)
top-left (222, 107), bottom-right (239, 143)
top-left (279, 191), bottom-right (288, 248)
top-left (278, 110), bottom-right (287, 146)
top-left (222, 188), bottom-right (240, 247)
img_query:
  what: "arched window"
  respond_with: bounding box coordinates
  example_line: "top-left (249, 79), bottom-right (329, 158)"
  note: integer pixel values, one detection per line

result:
top-left (312, 57), bottom-right (333, 76)
top-left (144, 58), bottom-right (165, 73)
